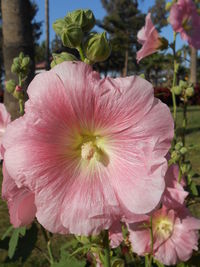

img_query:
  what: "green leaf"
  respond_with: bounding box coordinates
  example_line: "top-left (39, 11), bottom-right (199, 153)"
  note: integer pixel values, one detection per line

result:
top-left (8, 228), bottom-right (20, 258)
top-left (1, 226), bottom-right (13, 240)
top-left (190, 181), bottom-right (198, 196)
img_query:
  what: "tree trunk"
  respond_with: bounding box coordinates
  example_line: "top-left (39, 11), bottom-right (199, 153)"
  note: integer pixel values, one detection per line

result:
top-left (190, 47), bottom-right (197, 85)
top-left (1, 0), bottom-right (34, 119)
top-left (122, 49), bottom-right (128, 77)
top-left (45, 0), bottom-right (50, 70)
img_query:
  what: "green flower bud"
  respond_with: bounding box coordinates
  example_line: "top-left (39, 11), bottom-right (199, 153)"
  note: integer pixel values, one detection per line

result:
top-left (175, 142), bottom-right (183, 151)
top-left (165, 2), bottom-right (173, 11)
top-left (171, 150), bottom-right (181, 162)
top-left (61, 24), bottom-right (83, 48)
top-left (11, 63), bottom-right (21, 74)
top-left (172, 86), bottom-right (182, 95)
top-left (179, 80), bottom-right (187, 89)
top-left (21, 57), bottom-right (30, 68)
top-left (5, 79), bottom-right (16, 93)
top-left (180, 147), bottom-right (188, 155)
top-left (181, 162), bottom-right (191, 174)
top-left (139, 73), bottom-right (145, 79)
top-left (53, 18), bottom-right (66, 35)
top-left (185, 87), bottom-right (194, 97)
top-left (51, 52), bottom-right (77, 68)
top-left (67, 9), bottom-right (95, 32)
top-left (19, 52), bottom-right (25, 59)
top-left (13, 90), bottom-right (24, 100)
top-left (84, 32), bottom-right (111, 63)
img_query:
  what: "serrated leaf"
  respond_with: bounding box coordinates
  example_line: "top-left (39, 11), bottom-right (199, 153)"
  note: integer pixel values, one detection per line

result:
top-left (1, 226), bottom-right (13, 240)
top-left (8, 228), bottom-right (20, 258)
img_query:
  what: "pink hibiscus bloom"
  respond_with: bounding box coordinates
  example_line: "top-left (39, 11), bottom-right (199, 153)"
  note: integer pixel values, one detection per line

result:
top-left (162, 164), bottom-right (188, 208)
top-left (3, 61), bottom-right (173, 235)
top-left (137, 13), bottom-right (163, 62)
top-left (0, 103), bottom-right (11, 159)
top-left (128, 206), bottom-right (200, 265)
top-left (169, 0), bottom-right (200, 49)
top-left (2, 163), bottom-right (36, 227)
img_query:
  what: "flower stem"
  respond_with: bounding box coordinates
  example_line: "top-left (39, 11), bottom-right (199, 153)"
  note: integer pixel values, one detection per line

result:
top-left (19, 99), bottom-right (24, 115)
top-left (41, 226), bottom-right (54, 265)
top-left (77, 45), bottom-right (85, 62)
top-left (148, 216), bottom-right (154, 267)
top-left (103, 230), bottom-right (111, 267)
top-left (171, 32), bottom-right (177, 129)
top-left (182, 102), bottom-right (187, 147)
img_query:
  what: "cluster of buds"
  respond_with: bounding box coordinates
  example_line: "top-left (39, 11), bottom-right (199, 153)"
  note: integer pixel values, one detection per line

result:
top-left (52, 9), bottom-right (111, 65)
top-left (170, 141), bottom-right (188, 164)
top-left (172, 80), bottom-right (194, 103)
top-left (5, 52), bottom-right (30, 114)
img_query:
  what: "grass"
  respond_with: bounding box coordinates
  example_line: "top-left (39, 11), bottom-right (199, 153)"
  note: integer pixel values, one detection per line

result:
top-left (0, 105), bottom-right (200, 266)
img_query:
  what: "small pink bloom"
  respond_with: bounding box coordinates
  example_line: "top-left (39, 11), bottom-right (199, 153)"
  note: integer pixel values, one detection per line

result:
top-left (2, 163), bottom-right (36, 227)
top-left (128, 206), bottom-right (200, 265)
top-left (169, 0), bottom-right (200, 49)
top-left (162, 164), bottom-right (188, 208)
top-left (15, 85), bottom-right (22, 92)
top-left (0, 103), bottom-right (11, 159)
top-left (3, 61), bottom-right (174, 235)
top-left (137, 13), bottom-right (162, 62)
top-left (109, 221), bottom-right (123, 248)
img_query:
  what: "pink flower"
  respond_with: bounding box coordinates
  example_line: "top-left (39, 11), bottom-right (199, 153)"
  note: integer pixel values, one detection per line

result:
top-left (162, 164), bottom-right (188, 208)
top-left (137, 13), bottom-right (162, 62)
top-left (109, 221), bottom-right (123, 248)
top-left (169, 0), bottom-right (200, 49)
top-left (0, 103), bottom-right (11, 159)
top-left (128, 206), bottom-right (200, 265)
top-left (2, 163), bottom-right (36, 227)
top-left (3, 61), bottom-right (173, 235)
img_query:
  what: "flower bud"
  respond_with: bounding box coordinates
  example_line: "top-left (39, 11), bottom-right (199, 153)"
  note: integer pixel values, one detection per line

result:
top-left (175, 142), bottom-right (183, 151)
top-left (5, 79), bottom-right (16, 93)
top-left (172, 86), bottom-right (182, 95)
top-left (84, 32), bottom-right (111, 63)
top-left (181, 162), bottom-right (191, 174)
top-left (21, 57), bottom-right (30, 68)
top-left (61, 24), bottom-right (83, 48)
top-left (13, 90), bottom-right (24, 100)
top-left (180, 147), bottom-right (188, 155)
top-left (52, 18), bottom-right (66, 35)
top-left (67, 9), bottom-right (95, 32)
top-left (51, 52), bottom-right (77, 68)
top-left (179, 80), bottom-right (187, 89)
top-left (171, 150), bottom-right (181, 162)
top-left (185, 87), bottom-right (194, 97)
top-left (15, 85), bottom-right (22, 92)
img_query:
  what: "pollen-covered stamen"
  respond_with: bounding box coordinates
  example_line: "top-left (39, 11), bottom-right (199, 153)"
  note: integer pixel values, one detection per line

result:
top-left (155, 219), bottom-right (173, 239)
top-left (81, 141), bottom-right (96, 160)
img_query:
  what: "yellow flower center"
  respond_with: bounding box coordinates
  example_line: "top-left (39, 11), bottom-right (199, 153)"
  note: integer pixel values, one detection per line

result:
top-left (81, 141), bottom-right (96, 160)
top-left (155, 218), bottom-right (173, 239)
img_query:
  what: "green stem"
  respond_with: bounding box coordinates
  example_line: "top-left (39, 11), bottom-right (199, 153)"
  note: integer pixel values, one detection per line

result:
top-left (103, 230), bottom-right (111, 267)
top-left (178, 159), bottom-right (182, 183)
top-left (148, 216), bottom-right (154, 267)
top-left (41, 226), bottom-right (54, 265)
top-left (19, 99), bottom-right (24, 115)
top-left (77, 45), bottom-right (85, 62)
top-left (171, 32), bottom-right (177, 129)
top-left (182, 102), bottom-right (187, 147)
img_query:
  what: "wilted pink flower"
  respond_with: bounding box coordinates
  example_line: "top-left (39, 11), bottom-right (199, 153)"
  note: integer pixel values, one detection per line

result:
top-left (137, 13), bottom-right (163, 62)
top-left (169, 0), bottom-right (200, 49)
top-left (3, 61), bottom-right (173, 235)
top-left (162, 164), bottom-right (188, 208)
top-left (2, 163), bottom-right (36, 227)
top-left (128, 206), bottom-right (200, 265)
top-left (0, 103), bottom-right (11, 159)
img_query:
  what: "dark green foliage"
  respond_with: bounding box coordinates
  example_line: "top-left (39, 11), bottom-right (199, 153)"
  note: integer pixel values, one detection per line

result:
top-left (148, 0), bottom-right (168, 32)
top-left (97, 0), bottom-right (144, 75)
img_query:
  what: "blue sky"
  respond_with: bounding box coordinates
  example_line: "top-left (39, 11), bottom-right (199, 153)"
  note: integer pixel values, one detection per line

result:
top-left (35, 0), bottom-right (186, 50)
